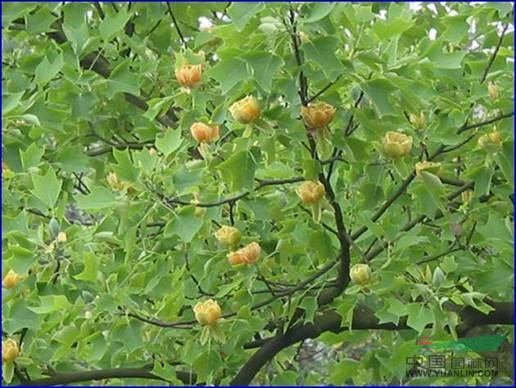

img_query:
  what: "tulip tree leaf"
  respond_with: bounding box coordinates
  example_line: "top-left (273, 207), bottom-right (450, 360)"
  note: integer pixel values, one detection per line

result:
top-left (217, 149), bottom-right (260, 192)
top-left (31, 167), bottom-right (62, 209)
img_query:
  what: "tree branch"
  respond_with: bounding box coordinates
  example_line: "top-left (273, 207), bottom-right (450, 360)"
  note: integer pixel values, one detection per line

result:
top-left (24, 367), bottom-right (196, 386)
top-left (230, 302), bottom-right (513, 385)
top-left (166, 2), bottom-right (187, 47)
top-left (165, 176), bottom-right (305, 208)
top-left (479, 23), bottom-right (509, 84)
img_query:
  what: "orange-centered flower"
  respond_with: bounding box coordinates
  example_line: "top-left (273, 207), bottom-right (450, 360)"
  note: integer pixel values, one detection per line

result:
top-left (2, 339), bottom-right (19, 363)
top-left (193, 299), bottom-right (222, 326)
top-left (227, 242), bottom-right (261, 265)
top-left (382, 131), bottom-right (413, 159)
top-left (190, 122), bottom-right (219, 143)
top-left (2, 270), bottom-right (22, 289)
top-left (415, 161), bottom-right (442, 177)
top-left (297, 181), bottom-right (325, 204)
top-left (478, 131), bottom-right (502, 148)
top-left (175, 64), bottom-right (203, 88)
top-left (301, 102), bottom-right (336, 129)
top-left (215, 226), bottom-right (241, 246)
top-left (229, 96), bottom-right (260, 124)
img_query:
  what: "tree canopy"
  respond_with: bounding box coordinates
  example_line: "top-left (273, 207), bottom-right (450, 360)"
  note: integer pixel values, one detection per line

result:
top-left (2, 2), bottom-right (514, 386)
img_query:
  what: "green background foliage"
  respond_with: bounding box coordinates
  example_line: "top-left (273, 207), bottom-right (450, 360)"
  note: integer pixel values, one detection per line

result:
top-left (2, 2), bottom-right (514, 386)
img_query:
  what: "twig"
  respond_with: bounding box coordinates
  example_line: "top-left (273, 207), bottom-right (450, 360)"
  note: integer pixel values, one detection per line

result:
top-left (307, 75), bottom-right (342, 104)
top-left (480, 23), bottom-right (509, 84)
top-left (166, 2), bottom-right (187, 47)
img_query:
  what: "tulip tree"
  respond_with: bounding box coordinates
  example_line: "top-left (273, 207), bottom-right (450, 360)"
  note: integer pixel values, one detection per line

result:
top-left (2, 2), bottom-right (514, 386)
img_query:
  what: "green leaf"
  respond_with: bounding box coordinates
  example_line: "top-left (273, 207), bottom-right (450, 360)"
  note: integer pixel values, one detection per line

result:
top-left (20, 143), bottom-right (44, 170)
top-left (99, 8), bottom-right (131, 41)
top-left (76, 186), bottom-right (116, 211)
top-left (227, 2), bottom-right (264, 30)
top-left (74, 252), bottom-right (100, 282)
top-left (26, 6), bottom-right (56, 34)
top-left (329, 358), bottom-right (359, 385)
top-left (361, 78), bottom-right (396, 117)
top-left (373, 17), bottom-right (413, 40)
top-left (242, 52), bottom-right (284, 93)
top-left (144, 96), bottom-right (175, 121)
top-left (271, 370), bottom-right (298, 385)
top-left (155, 129), bottom-right (182, 157)
top-left (34, 53), bottom-right (64, 86)
top-left (107, 60), bottom-right (140, 98)
top-left (192, 349), bottom-right (223, 382)
top-left (165, 206), bottom-right (203, 243)
top-left (217, 149), bottom-right (259, 191)
top-left (302, 36), bottom-right (342, 80)
top-left (406, 303), bottom-right (433, 333)
top-left (207, 58), bottom-right (250, 94)
top-left (302, 2), bottom-right (336, 23)
top-left (29, 295), bottom-right (71, 314)
top-left (3, 301), bottom-right (41, 333)
top-left (31, 167), bottom-right (62, 209)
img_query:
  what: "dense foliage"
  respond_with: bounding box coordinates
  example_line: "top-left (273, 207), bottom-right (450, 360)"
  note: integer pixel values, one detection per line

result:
top-left (2, 2), bottom-right (514, 386)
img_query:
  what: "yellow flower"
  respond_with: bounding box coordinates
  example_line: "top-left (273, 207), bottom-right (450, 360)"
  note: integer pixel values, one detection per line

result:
top-left (415, 161), bottom-right (442, 177)
top-left (297, 181), bottom-right (325, 204)
top-left (409, 112), bottom-right (426, 130)
top-left (478, 131), bottom-right (502, 148)
top-left (193, 299), bottom-right (222, 326)
top-left (2, 270), bottom-right (23, 289)
top-left (301, 102), bottom-right (336, 129)
top-left (487, 81), bottom-right (500, 101)
top-left (2, 339), bottom-right (19, 363)
top-left (190, 122), bottom-right (219, 143)
top-left (175, 64), bottom-right (203, 88)
top-left (215, 226), bottom-right (241, 246)
top-left (382, 132), bottom-right (413, 159)
top-left (57, 232), bottom-right (67, 243)
top-left (349, 264), bottom-right (371, 285)
top-left (106, 172), bottom-right (129, 191)
top-left (227, 242), bottom-right (261, 265)
top-left (229, 96), bottom-right (260, 124)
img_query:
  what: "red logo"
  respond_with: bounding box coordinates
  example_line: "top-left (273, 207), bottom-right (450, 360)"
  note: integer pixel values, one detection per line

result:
top-left (417, 336), bottom-right (432, 346)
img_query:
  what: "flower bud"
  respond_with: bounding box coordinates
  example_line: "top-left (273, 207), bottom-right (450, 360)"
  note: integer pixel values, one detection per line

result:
top-left (2, 339), bottom-right (19, 363)
top-left (478, 130), bottom-right (502, 148)
top-left (382, 132), bottom-right (413, 159)
top-left (487, 81), bottom-right (500, 101)
top-left (106, 172), bottom-right (128, 191)
top-left (193, 299), bottom-right (222, 326)
top-left (297, 181), bottom-right (325, 204)
top-left (190, 122), bottom-right (219, 143)
top-left (227, 242), bottom-right (261, 265)
top-left (215, 226), bottom-right (241, 246)
top-left (409, 112), bottom-right (426, 130)
top-left (57, 232), bottom-right (67, 243)
top-left (299, 31), bottom-right (310, 43)
top-left (229, 96), bottom-right (260, 124)
top-left (2, 270), bottom-right (23, 289)
top-left (175, 64), bottom-right (203, 88)
top-left (301, 102), bottom-right (336, 129)
top-left (415, 161), bottom-right (442, 177)
top-left (461, 190), bottom-right (473, 203)
top-left (148, 148), bottom-right (157, 156)
top-left (349, 264), bottom-right (371, 285)
top-left (194, 206), bottom-right (207, 218)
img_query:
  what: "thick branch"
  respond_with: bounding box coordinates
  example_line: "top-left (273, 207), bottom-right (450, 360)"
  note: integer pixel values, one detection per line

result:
top-left (25, 367), bottom-right (196, 386)
top-left (230, 302), bottom-right (513, 385)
